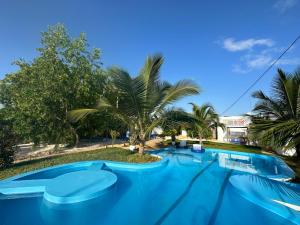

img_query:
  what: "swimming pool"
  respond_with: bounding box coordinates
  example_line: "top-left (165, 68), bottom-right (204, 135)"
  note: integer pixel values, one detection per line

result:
top-left (0, 148), bottom-right (299, 225)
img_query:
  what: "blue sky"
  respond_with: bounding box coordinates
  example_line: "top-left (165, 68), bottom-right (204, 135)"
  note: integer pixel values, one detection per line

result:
top-left (0, 0), bottom-right (299, 115)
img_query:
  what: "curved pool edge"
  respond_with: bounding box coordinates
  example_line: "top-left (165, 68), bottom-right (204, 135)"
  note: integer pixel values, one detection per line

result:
top-left (104, 155), bottom-right (169, 170)
top-left (1, 153), bottom-right (169, 182)
top-left (148, 147), bottom-right (296, 182)
top-left (204, 148), bottom-right (295, 181)
top-left (149, 147), bottom-right (295, 181)
top-left (0, 153), bottom-right (169, 201)
top-left (43, 170), bottom-right (118, 204)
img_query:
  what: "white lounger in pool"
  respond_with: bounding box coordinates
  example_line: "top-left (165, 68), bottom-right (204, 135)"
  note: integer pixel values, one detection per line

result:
top-left (192, 144), bottom-right (202, 150)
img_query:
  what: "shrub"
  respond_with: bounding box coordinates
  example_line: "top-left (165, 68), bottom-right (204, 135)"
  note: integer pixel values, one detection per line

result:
top-left (0, 119), bottom-right (17, 168)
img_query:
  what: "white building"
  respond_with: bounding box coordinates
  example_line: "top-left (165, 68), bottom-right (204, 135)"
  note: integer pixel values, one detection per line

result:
top-left (216, 116), bottom-right (251, 143)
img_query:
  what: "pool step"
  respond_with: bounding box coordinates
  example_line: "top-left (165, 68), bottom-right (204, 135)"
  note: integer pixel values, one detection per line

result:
top-left (0, 162), bottom-right (117, 204)
top-left (44, 170), bottom-right (117, 204)
top-left (0, 179), bottom-right (49, 195)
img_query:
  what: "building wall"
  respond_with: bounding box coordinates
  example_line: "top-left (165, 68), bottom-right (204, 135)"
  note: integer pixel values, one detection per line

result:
top-left (217, 116), bottom-right (251, 143)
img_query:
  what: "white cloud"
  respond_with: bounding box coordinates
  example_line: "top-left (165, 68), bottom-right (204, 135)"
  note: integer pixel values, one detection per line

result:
top-left (243, 54), bottom-right (300, 70)
top-left (233, 54), bottom-right (300, 73)
top-left (223, 38), bottom-right (274, 52)
top-left (219, 36), bottom-right (299, 74)
top-left (260, 47), bottom-right (286, 54)
top-left (273, 0), bottom-right (298, 13)
top-left (244, 54), bottom-right (273, 69)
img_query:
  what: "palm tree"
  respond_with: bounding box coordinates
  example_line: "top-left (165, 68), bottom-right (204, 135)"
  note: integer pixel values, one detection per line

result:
top-left (69, 54), bottom-right (200, 154)
top-left (110, 130), bottom-right (119, 147)
top-left (189, 103), bottom-right (224, 144)
top-left (249, 68), bottom-right (300, 158)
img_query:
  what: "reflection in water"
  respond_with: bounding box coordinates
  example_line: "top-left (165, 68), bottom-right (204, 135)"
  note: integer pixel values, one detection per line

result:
top-left (217, 153), bottom-right (257, 174)
top-left (215, 152), bottom-right (281, 176)
top-left (159, 149), bottom-right (279, 175)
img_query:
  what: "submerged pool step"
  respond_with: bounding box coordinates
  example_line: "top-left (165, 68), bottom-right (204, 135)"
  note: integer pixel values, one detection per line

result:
top-left (0, 179), bottom-right (49, 195)
top-left (44, 170), bottom-right (117, 204)
top-left (0, 162), bottom-right (117, 204)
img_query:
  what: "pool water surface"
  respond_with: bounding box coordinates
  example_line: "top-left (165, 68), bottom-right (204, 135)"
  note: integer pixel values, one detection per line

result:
top-left (0, 148), bottom-right (299, 225)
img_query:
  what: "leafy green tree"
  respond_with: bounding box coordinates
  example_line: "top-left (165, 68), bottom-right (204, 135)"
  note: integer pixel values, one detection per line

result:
top-left (0, 109), bottom-right (18, 168)
top-left (0, 24), bottom-right (106, 147)
top-left (76, 112), bottom-right (126, 140)
top-left (249, 68), bottom-right (300, 158)
top-left (70, 55), bottom-right (200, 154)
top-left (189, 103), bottom-right (224, 144)
top-left (160, 108), bottom-right (194, 141)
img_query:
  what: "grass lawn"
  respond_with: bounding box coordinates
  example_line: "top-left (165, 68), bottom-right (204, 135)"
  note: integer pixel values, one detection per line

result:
top-left (0, 148), bottom-right (158, 180)
top-left (202, 141), bottom-right (263, 154)
top-left (162, 140), bottom-right (263, 154)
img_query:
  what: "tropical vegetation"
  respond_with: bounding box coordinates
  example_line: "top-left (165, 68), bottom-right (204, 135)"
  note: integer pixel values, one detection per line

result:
top-left (249, 68), bottom-right (300, 158)
top-left (0, 24), bottom-right (127, 148)
top-left (0, 23), bottom-right (299, 176)
top-left (0, 111), bottom-right (18, 168)
top-left (188, 103), bottom-right (225, 144)
top-left (69, 55), bottom-right (200, 154)
top-left (110, 130), bottom-right (120, 146)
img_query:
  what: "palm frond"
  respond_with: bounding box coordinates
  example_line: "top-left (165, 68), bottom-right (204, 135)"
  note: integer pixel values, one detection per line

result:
top-left (146, 108), bottom-right (195, 135)
top-left (272, 69), bottom-right (297, 117)
top-left (68, 109), bottom-right (99, 122)
top-left (188, 102), bottom-right (223, 138)
top-left (297, 87), bottom-right (300, 117)
top-left (140, 54), bottom-right (163, 91)
top-left (70, 54), bottom-right (200, 153)
top-left (109, 67), bottom-right (145, 118)
top-left (156, 80), bottom-right (200, 113)
top-left (97, 98), bottom-right (114, 108)
top-left (252, 90), bottom-right (285, 118)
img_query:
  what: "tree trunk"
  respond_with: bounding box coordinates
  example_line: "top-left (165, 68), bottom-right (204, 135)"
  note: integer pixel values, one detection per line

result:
top-left (111, 137), bottom-right (116, 147)
top-left (171, 134), bottom-right (176, 142)
top-left (215, 127), bottom-right (218, 140)
top-left (138, 128), bottom-right (146, 154)
top-left (54, 144), bottom-right (59, 151)
top-left (199, 132), bottom-right (202, 144)
top-left (71, 127), bottom-right (79, 148)
top-left (139, 140), bottom-right (145, 154)
top-left (75, 132), bottom-right (79, 147)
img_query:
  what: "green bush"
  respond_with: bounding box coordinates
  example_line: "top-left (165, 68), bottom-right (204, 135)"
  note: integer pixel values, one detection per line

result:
top-left (0, 119), bottom-right (17, 168)
top-left (126, 153), bottom-right (158, 163)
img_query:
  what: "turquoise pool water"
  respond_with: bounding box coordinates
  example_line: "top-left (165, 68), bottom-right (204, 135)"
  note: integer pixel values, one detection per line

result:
top-left (0, 148), bottom-right (299, 225)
